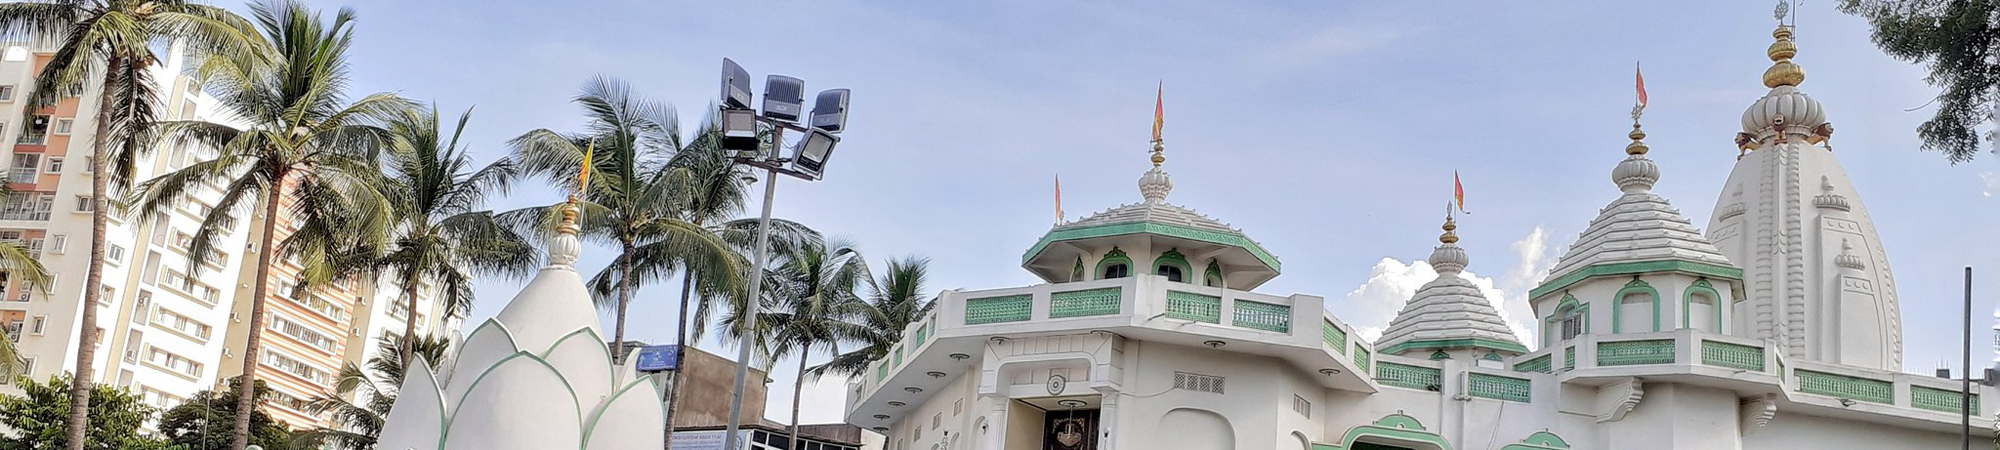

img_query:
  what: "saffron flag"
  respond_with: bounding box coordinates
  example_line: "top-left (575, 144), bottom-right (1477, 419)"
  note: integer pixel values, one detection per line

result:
top-left (1151, 81), bottom-right (1164, 142)
top-left (1054, 174), bottom-right (1063, 225)
top-left (1453, 171), bottom-right (1468, 214)
top-left (578, 141), bottom-right (595, 199)
top-left (1635, 62), bottom-right (1648, 108)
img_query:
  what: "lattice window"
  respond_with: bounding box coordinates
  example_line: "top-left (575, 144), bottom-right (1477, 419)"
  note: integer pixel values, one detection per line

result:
top-left (964, 295), bottom-right (1031, 324)
top-left (1563, 346), bottom-right (1576, 371)
top-left (1292, 395), bottom-right (1311, 418)
top-left (1795, 370), bottom-right (1892, 404)
top-left (1376, 362), bottom-right (1442, 390)
top-left (1513, 354), bottom-right (1553, 374)
top-left (1700, 340), bottom-right (1764, 372)
top-left (1597, 339), bottom-right (1675, 366)
top-left (1912, 386), bottom-right (1979, 414)
top-left (1173, 372), bottom-right (1224, 394)
top-left (1353, 347), bottom-right (1372, 372)
top-left (1165, 291), bottom-right (1221, 323)
top-left (1467, 373), bottom-right (1531, 402)
top-left (1321, 320), bottom-right (1347, 354)
top-left (1049, 288), bottom-right (1121, 318)
top-left (1232, 300), bottom-right (1291, 332)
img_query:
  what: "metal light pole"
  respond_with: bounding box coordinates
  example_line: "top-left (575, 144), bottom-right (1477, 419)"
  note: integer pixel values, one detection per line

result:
top-left (713, 58), bottom-right (847, 450)
top-left (1963, 266), bottom-right (1973, 450)
top-left (722, 127), bottom-right (784, 450)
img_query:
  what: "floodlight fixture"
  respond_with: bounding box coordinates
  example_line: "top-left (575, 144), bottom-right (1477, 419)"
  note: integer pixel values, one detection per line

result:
top-left (809, 88), bottom-right (850, 133)
top-left (790, 128), bottom-right (838, 180)
top-left (762, 75), bottom-right (805, 122)
top-left (721, 107), bottom-right (762, 158)
top-left (721, 58), bottom-right (753, 109)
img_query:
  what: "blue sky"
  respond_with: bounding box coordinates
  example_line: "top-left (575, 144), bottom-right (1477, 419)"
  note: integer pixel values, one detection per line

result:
top-left (306, 0), bottom-right (2000, 424)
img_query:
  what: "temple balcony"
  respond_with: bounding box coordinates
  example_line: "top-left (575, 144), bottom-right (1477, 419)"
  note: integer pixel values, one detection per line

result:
top-left (844, 273), bottom-right (1379, 422)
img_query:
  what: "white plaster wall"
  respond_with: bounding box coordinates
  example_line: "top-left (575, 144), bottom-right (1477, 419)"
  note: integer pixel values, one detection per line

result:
top-left (1744, 410), bottom-right (1962, 449)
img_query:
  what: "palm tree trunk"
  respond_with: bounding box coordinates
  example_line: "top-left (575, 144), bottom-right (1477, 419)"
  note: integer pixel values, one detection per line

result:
top-left (663, 271), bottom-right (695, 440)
top-left (65, 63), bottom-right (120, 450)
top-left (612, 239), bottom-right (634, 364)
top-left (399, 272), bottom-right (420, 365)
top-left (788, 342), bottom-right (808, 450)
top-left (232, 184), bottom-right (284, 450)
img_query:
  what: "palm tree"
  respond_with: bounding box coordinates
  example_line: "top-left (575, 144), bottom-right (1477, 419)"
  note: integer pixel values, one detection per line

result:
top-left (731, 239), bottom-right (871, 449)
top-left (0, 236), bottom-right (50, 377)
top-left (131, 2), bottom-right (405, 448)
top-left (506, 76), bottom-right (741, 362)
top-left (811, 256), bottom-right (935, 379)
top-left (0, 2), bottom-right (262, 447)
top-left (370, 105), bottom-right (535, 364)
top-left (297, 334), bottom-right (451, 450)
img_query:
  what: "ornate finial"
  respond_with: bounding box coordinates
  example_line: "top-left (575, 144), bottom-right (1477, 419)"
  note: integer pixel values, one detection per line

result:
top-left (547, 140), bottom-right (592, 268)
top-left (1613, 125), bottom-right (1660, 193)
top-left (1763, 2), bottom-right (1805, 88)
top-left (1626, 123), bottom-right (1650, 156)
top-left (1835, 238), bottom-right (1866, 270)
top-left (1150, 82), bottom-right (1166, 168)
top-left (1439, 204), bottom-right (1459, 244)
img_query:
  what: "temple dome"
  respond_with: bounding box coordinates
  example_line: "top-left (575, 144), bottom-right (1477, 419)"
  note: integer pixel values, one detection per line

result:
top-left (1541, 125), bottom-right (1738, 293)
top-left (1023, 164), bottom-right (1282, 289)
top-left (1377, 216), bottom-right (1526, 356)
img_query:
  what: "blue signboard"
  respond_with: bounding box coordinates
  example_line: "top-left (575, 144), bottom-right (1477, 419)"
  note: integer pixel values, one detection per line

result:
top-left (634, 344), bottom-right (680, 372)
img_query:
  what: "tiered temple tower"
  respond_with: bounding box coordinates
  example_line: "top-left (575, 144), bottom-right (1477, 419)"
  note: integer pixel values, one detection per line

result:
top-left (1705, 22), bottom-right (1903, 370)
top-left (1376, 213), bottom-right (1527, 363)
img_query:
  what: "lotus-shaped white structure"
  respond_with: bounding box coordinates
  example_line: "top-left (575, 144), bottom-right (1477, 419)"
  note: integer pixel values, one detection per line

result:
top-left (375, 205), bottom-right (664, 450)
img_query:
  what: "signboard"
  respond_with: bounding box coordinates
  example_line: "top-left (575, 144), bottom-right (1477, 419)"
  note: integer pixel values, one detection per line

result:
top-left (670, 430), bottom-right (739, 450)
top-left (635, 344), bottom-right (680, 372)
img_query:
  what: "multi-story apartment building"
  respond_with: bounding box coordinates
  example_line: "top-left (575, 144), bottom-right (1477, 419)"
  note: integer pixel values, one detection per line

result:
top-left (0, 40), bottom-right (455, 431)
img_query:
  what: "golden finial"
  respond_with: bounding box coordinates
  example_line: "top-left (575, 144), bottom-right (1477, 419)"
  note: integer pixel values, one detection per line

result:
top-left (1626, 123), bottom-right (1649, 156)
top-left (1439, 203), bottom-right (1459, 244)
top-left (560, 140), bottom-right (595, 235)
top-left (1150, 81), bottom-right (1166, 168)
top-left (1763, 1), bottom-right (1805, 88)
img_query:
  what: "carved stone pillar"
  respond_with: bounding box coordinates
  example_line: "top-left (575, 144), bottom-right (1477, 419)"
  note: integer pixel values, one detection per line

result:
top-left (1097, 392), bottom-right (1119, 450)
top-left (980, 395), bottom-right (1008, 450)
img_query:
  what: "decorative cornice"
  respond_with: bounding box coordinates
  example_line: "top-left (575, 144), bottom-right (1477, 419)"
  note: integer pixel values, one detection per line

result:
top-left (1739, 393), bottom-right (1778, 434)
top-left (1377, 337), bottom-right (1529, 356)
top-left (1023, 221), bottom-right (1280, 272)
top-left (1532, 260), bottom-right (1744, 299)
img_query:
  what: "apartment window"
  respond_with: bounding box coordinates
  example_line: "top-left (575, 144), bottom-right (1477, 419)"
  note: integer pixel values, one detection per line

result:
top-left (299, 293), bottom-right (348, 322)
top-left (259, 350), bottom-right (330, 384)
top-left (0, 85), bottom-right (14, 101)
top-left (0, 231), bottom-right (19, 243)
top-left (131, 291), bottom-right (151, 324)
top-left (264, 388), bottom-right (311, 413)
top-left (42, 157), bottom-right (58, 173)
top-left (9, 154), bottom-right (37, 183)
top-left (269, 314), bottom-right (336, 353)
top-left (81, 155), bottom-right (92, 172)
top-left (105, 243), bottom-right (124, 263)
top-left (139, 387), bottom-right (182, 409)
top-left (144, 347), bottom-right (202, 378)
top-left (170, 231), bottom-right (193, 251)
top-left (28, 315), bottom-right (42, 335)
top-left (73, 195), bottom-right (92, 213)
top-left (150, 213), bottom-right (168, 245)
top-left (139, 251), bottom-right (160, 285)
top-left (3, 317), bottom-right (21, 342)
top-left (98, 285), bottom-right (113, 306)
top-left (21, 115), bottom-right (47, 145)
top-left (200, 249), bottom-right (226, 268)
top-left (50, 118), bottom-right (71, 135)
top-left (47, 235), bottom-right (62, 254)
top-left (153, 307), bottom-right (212, 341)
top-left (1293, 394), bottom-right (1312, 418)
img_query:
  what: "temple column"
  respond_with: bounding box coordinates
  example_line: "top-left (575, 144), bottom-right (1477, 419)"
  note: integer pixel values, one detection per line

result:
top-left (980, 394), bottom-right (1008, 450)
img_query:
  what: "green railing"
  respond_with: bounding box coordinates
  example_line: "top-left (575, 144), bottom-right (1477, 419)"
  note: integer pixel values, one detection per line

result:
top-left (1377, 362), bottom-right (1442, 390)
top-left (1514, 354), bottom-right (1553, 374)
top-left (1912, 385), bottom-right (1980, 414)
top-left (1232, 300), bottom-right (1291, 332)
top-left (1700, 340), bottom-right (1764, 372)
top-left (1322, 320), bottom-right (1347, 354)
top-left (965, 294), bottom-right (1032, 324)
top-left (1468, 373), bottom-right (1532, 402)
top-left (1795, 370), bottom-right (1893, 404)
top-left (1597, 339), bottom-right (1675, 366)
top-left (1166, 291), bottom-right (1222, 323)
top-left (1563, 346), bottom-right (1576, 371)
top-left (1353, 347), bottom-right (1372, 373)
top-left (1049, 288), bottom-right (1122, 318)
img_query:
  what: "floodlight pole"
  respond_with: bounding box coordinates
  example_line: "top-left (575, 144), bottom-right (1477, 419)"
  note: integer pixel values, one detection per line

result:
top-left (724, 124), bottom-right (814, 450)
top-left (1963, 266), bottom-right (1973, 450)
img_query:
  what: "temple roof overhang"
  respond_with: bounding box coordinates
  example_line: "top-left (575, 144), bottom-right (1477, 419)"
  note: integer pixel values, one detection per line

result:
top-left (1022, 217), bottom-right (1280, 289)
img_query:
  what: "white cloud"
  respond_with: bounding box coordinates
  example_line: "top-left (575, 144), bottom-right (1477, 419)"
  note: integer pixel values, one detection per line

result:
top-left (1335, 226), bottom-right (1556, 348)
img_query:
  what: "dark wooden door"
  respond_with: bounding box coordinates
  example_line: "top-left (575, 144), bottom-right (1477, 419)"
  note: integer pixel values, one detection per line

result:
top-left (1042, 408), bottom-right (1099, 450)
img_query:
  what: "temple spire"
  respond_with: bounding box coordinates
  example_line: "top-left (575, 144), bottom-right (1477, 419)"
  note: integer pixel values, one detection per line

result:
top-left (1764, 1), bottom-right (1805, 88)
top-left (1138, 83), bottom-right (1173, 203)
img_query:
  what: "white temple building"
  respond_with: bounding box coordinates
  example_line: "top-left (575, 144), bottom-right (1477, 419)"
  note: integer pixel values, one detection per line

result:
top-left (840, 22), bottom-right (1996, 450)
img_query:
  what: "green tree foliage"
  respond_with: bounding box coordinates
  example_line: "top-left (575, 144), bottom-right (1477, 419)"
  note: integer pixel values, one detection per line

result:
top-left (297, 334), bottom-right (452, 450)
top-left (155, 379), bottom-right (291, 450)
top-left (1841, 0), bottom-right (2000, 163)
top-left (0, 374), bottom-right (169, 450)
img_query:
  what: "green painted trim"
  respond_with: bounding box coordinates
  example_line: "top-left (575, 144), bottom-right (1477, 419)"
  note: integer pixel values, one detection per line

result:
top-left (1543, 296), bottom-right (1588, 347)
top-left (544, 327), bottom-right (618, 404)
top-left (1333, 414), bottom-right (1452, 450)
top-left (1498, 431), bottom-right (1572, 450)
top-left (1152, 248), bottom-right (1192, 281)
top-left (1611, 278), bottom-right (1660, 333)
top-left (582, 377), bottom-right (666, 446)
top-left (1025, 221), bottom-right (1281, 272)
top-left (1531, 260), bottom-right (1742, 298)
top-left (1429, 350), bottom-right (1452, 360)
top-left (1379, 338), bottom-right (1530, 355)
top-left (1681, 279), bottom-right (1723, 331)
top-left (1070, 256), bottom-right (1085, 282)
top-left (1203, 260), bottom-right (1224, 287)
top-left (1095, 247), bottom-right (1133, 280)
